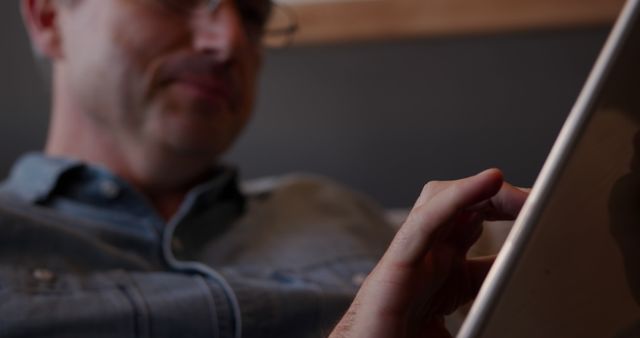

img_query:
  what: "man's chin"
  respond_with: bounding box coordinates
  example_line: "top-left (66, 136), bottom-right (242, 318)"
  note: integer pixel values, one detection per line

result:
top-left (144, 98), bottom-right (245, 160)
top-left (160, 134), bottom-right (231, 159)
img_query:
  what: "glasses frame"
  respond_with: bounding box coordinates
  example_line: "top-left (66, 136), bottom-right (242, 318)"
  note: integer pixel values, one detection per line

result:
top-left (152, 0), bottom-right (300, 48)
top-left (262, 1), bottom-right (299, 48)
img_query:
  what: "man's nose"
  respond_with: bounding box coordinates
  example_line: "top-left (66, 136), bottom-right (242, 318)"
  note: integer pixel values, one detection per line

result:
top-left (191, 2), bottom-right (246, 60)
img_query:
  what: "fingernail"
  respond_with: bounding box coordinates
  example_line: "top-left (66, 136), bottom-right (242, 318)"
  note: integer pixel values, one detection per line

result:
top-left (476, 168), bottom-right (496, 176)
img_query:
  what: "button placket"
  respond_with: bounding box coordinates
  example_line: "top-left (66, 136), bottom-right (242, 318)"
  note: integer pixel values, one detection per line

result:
top-left (172, 238), bottom-right (184, 252)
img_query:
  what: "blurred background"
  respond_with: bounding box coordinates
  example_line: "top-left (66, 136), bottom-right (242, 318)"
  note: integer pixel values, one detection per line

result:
top-left (0, 0), bottom-right (624, 207)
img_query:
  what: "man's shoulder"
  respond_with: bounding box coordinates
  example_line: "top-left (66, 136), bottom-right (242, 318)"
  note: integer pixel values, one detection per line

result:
top-left (0, 184), bottom-right (161, 271)
top-left (243, 173), bottom-right (380, 211)
top-left (235, 173), bottom-right (395, 255)
top-left (205, 173), bottom-right (395, 284)
top-left (242, 173), bottom-right (351, 194)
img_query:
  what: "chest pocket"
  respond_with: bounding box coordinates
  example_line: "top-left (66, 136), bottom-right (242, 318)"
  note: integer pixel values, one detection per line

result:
top-left (0, 268), bottom-right (221, 338)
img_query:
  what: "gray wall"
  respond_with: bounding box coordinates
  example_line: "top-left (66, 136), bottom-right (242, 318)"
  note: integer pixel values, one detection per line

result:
top-left (1, 0), bottom-right (49, 172)
top-left (1, 0), bottom-right (609, 207)
top-left (226, 28), bottom-right (609, 206)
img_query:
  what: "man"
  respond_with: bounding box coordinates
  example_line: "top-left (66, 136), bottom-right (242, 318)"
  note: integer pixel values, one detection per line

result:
top-left (0, 0), bottom-right (528, 337)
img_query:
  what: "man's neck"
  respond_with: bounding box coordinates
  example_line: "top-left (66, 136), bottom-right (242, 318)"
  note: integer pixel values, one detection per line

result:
top-left (46, 88), bottom-right (215, 221)
top-left (46, 129), bottom-right (216, 221)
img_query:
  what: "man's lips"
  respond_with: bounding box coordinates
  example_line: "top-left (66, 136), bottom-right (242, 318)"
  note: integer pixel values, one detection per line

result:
top-left (164, 74), bottom-right (234, 105)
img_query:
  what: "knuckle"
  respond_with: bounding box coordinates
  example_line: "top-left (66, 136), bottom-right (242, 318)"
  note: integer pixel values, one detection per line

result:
top-left (422, 180), bottom-right (443, 195)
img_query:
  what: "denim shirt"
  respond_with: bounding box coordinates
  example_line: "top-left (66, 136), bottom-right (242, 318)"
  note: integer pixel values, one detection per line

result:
top-left (0, 153), bottom-right (394, 338)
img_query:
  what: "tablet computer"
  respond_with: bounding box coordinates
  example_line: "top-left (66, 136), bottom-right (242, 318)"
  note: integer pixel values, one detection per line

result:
top-left (458, 0), bottom-right (640, 336)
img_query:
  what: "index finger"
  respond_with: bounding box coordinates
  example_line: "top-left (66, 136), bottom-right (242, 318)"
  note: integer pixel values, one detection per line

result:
top-left (387, 169), bottom-right (504, 267)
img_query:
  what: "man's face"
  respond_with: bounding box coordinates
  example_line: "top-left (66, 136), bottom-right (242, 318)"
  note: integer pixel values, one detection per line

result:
top-left (56, 0), bottom-right (267, 160)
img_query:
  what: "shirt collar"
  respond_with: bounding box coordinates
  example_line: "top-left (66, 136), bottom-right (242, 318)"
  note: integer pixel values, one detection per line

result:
top-left (2, 152), bottom-right (245, 217)
top-left (2, 152), bottom-right (85, 203)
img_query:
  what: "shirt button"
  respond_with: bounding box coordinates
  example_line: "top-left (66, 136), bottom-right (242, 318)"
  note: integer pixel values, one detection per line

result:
top-left (352, 273), bottom-right (367, 287)
top-left (33, 268), bottom-right (56, 283)
top-left (172, 238), bottom-right (184, 252)
top-left (99, 180), bottom-right (120, 199)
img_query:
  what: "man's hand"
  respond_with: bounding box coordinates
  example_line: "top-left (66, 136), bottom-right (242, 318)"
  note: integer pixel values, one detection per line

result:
top-left (330, 169), bottom-right (528, 338)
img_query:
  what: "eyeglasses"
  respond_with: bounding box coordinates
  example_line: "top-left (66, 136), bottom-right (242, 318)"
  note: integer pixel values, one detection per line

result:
top-left (144, 0), bottom-right (299, 48)
top-left (261, 2), bottom-right (299, 48)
